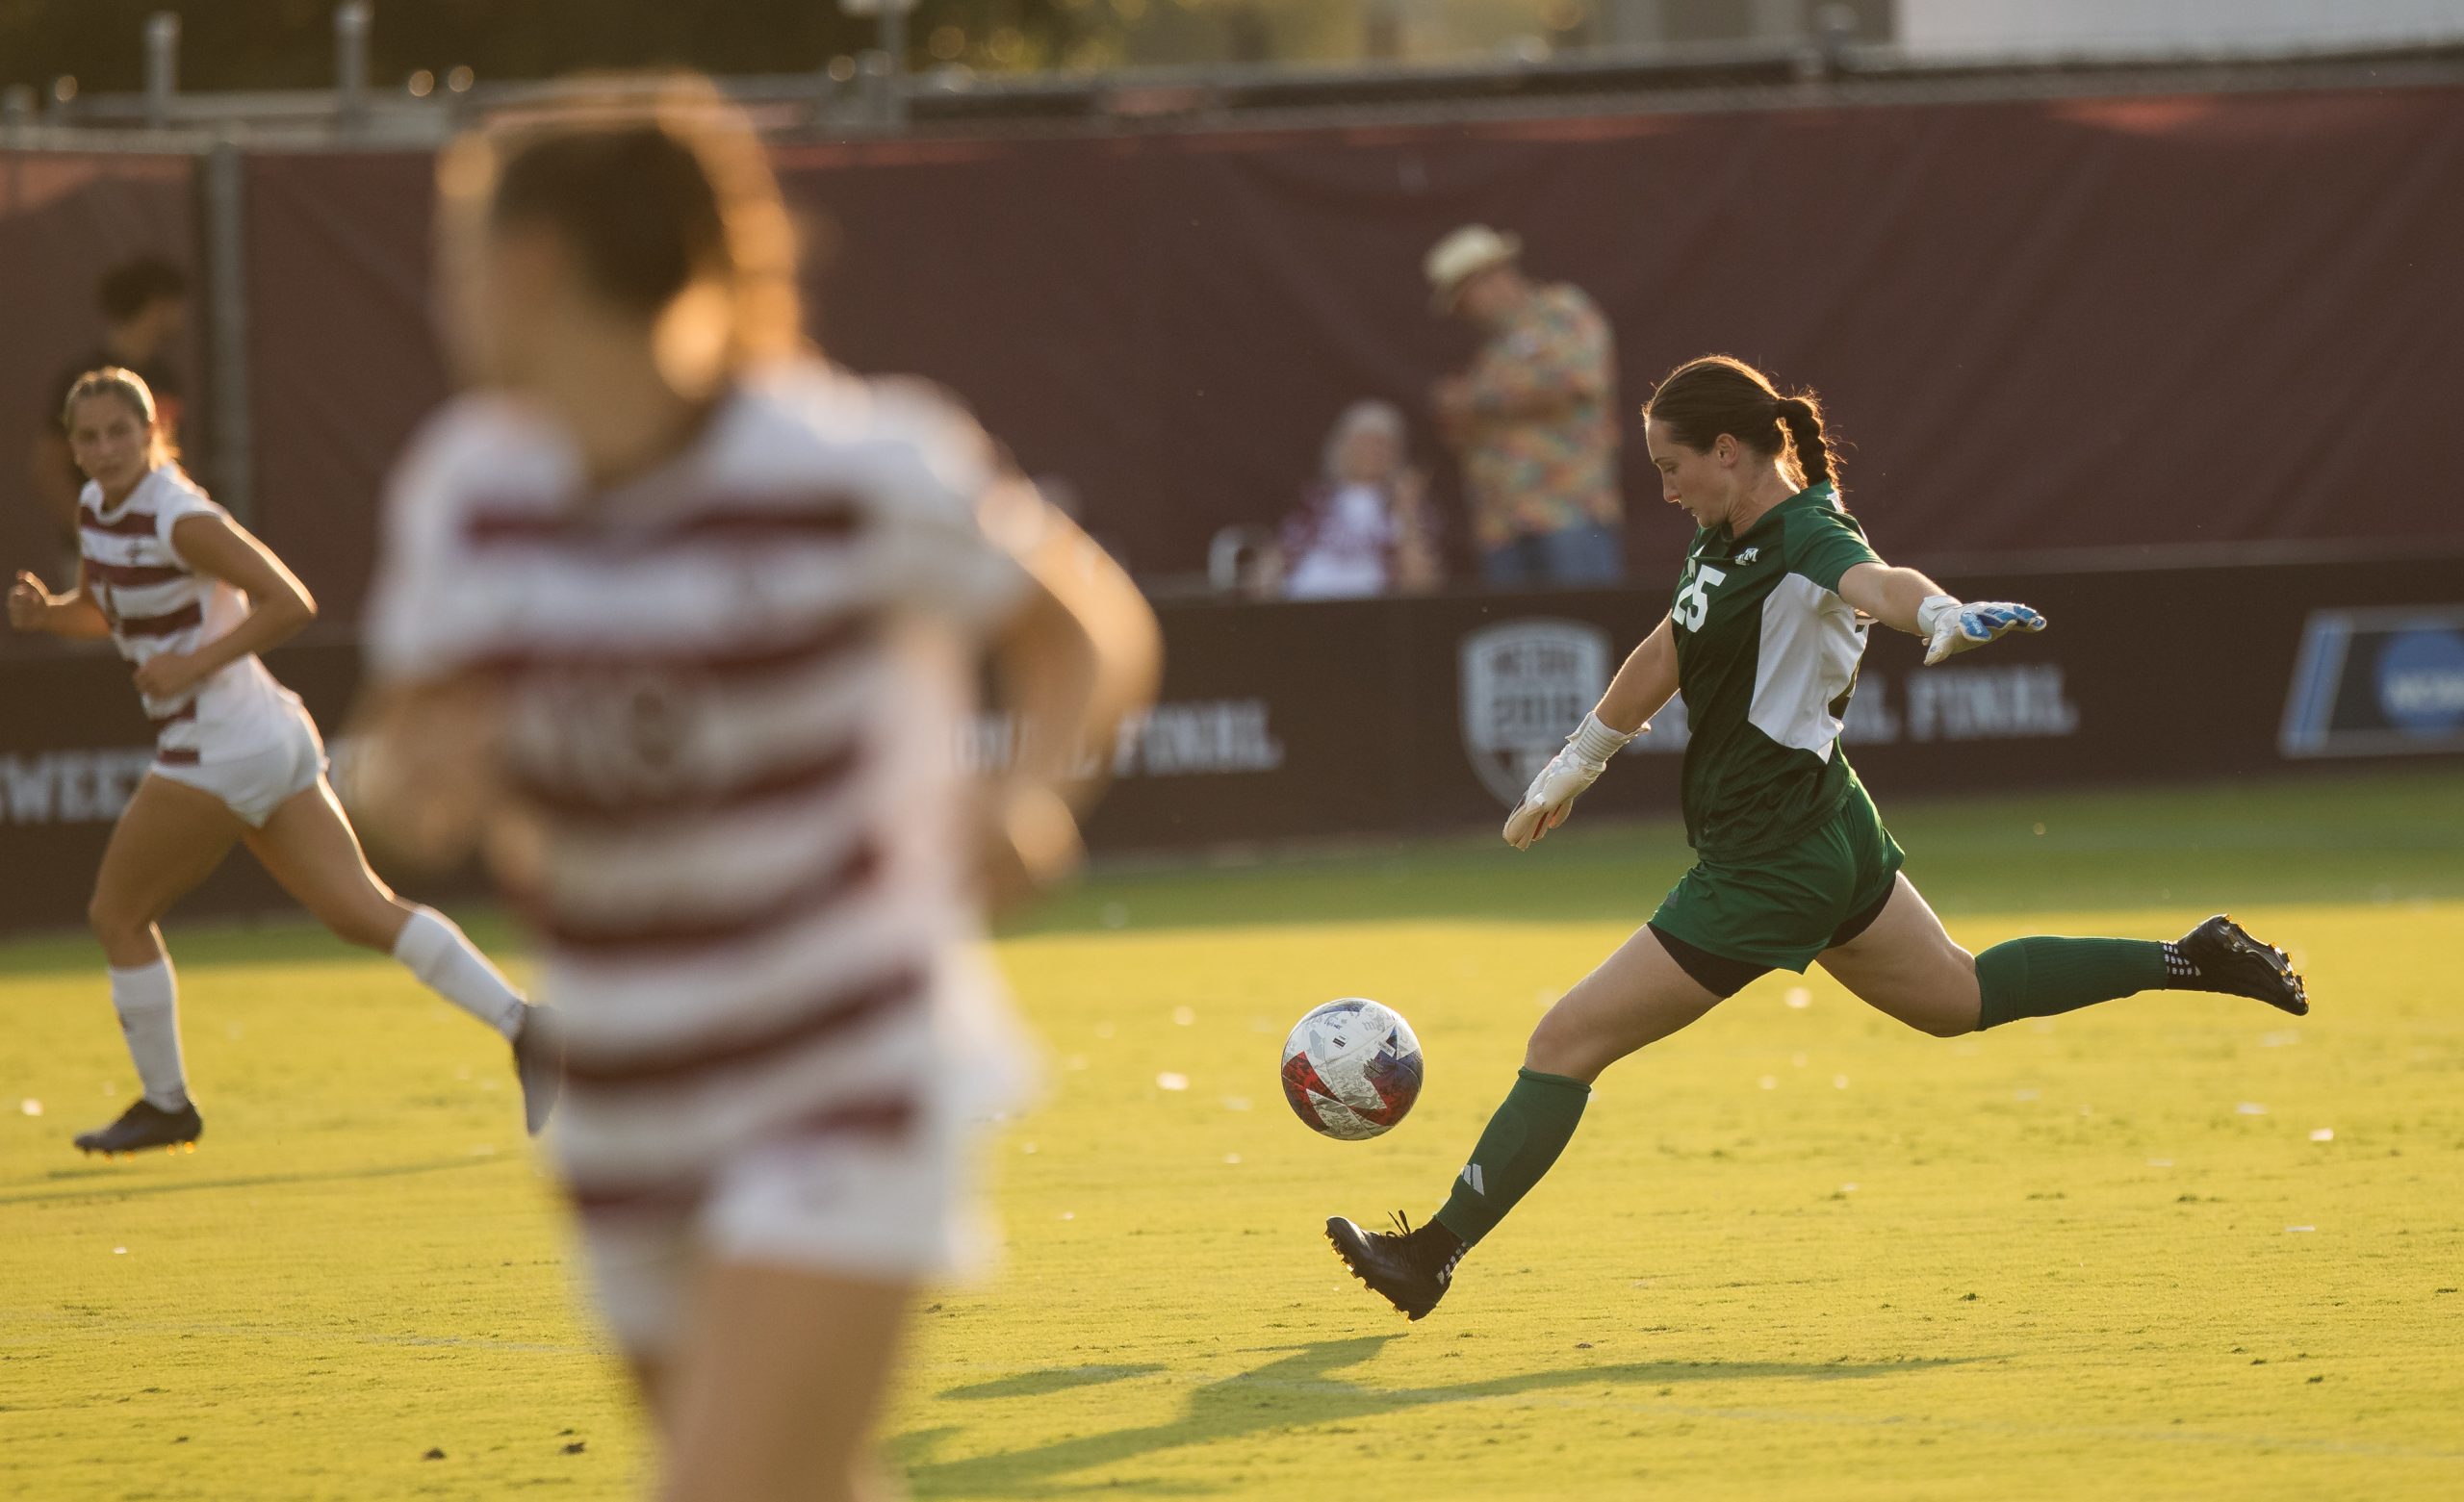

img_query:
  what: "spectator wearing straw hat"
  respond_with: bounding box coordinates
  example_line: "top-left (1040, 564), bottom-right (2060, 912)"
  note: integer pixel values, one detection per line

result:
top-left (1426, 225), bottom-right (1622, 588)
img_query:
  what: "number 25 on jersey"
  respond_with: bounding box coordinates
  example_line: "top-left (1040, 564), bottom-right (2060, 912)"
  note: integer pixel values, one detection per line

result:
top-left (1676, 565), bottom-right (1727, 632)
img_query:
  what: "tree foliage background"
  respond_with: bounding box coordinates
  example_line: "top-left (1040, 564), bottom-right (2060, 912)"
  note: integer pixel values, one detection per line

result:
top-left (0, 3), bottom-right (1875, 102)
top-left (0, 0), bottom-right (1432, 94)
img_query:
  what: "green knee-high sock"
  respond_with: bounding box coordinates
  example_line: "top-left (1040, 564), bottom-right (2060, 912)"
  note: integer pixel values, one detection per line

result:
top-left (1431, 1067), bottom-right (1589, 1249)
top-left (1975, 936), bottom-right (2169, 1030)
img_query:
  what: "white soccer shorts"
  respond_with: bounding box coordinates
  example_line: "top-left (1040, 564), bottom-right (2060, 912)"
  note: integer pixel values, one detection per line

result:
top-left (148, 700), bottom-right (327, 828)
top-left (574, 1082), bottom-right (994, 1357)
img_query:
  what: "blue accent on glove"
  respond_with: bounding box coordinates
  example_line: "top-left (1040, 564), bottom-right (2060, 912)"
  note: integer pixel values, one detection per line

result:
top-left (1958, 602), bottom-right (2047, 643)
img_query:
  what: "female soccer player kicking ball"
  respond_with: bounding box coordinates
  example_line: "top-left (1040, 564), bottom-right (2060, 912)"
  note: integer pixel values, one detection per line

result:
top-left (6, 370), bottom-right (555, 1158)
top-left (352, 81), bottom-right (1158, 1502)
top-left (1328, 354), bottom-right (2306, 1320)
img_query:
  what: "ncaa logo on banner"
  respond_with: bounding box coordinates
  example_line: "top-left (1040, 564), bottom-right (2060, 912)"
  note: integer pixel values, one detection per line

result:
top-left (2281, 605), bottom-right (2464, 757)
top-left (1458, 620), bottom-right (1611, 807)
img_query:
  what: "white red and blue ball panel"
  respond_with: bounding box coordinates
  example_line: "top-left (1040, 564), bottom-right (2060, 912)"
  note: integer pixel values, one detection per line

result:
top-left (1280, 999), bottom-right (1423, 1140)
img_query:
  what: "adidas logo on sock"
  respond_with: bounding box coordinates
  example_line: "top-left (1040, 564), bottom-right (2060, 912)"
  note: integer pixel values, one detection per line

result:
top-left (1458, 1163), bottom-right (1485, 1196)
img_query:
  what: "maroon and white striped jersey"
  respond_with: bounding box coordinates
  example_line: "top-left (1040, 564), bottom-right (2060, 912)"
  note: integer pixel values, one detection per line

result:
top-left (365, 361), bottom-right (1036, 1207)
top-left (78, 465), bottom-right (298, 763)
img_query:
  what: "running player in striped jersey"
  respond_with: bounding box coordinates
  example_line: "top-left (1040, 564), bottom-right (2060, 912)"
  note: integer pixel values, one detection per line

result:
top-left (351, 82), bottom-right (1159, 1501)
top-left (6, 369), bottom-right (555, 1158)
top-left (1328, 355), bottom-right (2307, 1320)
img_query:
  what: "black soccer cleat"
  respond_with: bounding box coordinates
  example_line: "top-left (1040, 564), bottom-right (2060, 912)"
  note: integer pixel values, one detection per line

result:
top-left (1326, 1212), bottom-right (1464, 1321)
top-left (2176, 914), bottom-right (2308, 1016)
top-left (511, 1005), bottom-right (563, 1137)
top-left (74, 1098), bottom-right (203, 1157)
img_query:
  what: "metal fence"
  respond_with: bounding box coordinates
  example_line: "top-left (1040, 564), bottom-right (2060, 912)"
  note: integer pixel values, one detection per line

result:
top-left (9, 8), bottom-right (2464, 148)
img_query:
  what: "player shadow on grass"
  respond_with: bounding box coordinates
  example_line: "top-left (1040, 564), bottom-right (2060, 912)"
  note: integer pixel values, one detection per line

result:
top-left (0, 1153), bottom-right (501, 1207)
top-left (892, 1334), bottom-right (1969, 1497)
top-left (938, 1363), bottom-right (1170, 1402)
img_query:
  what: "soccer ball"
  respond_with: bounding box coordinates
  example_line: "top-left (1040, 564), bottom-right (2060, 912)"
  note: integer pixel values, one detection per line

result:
top-left (1279, 999), bottom-right (1424, 1140)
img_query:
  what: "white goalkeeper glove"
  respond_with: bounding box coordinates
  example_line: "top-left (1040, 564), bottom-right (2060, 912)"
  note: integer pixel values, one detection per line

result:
top-left (1916, 595), bottom-right (2047, 666)
top-left (1503, 711), bottom-right (1640, 850)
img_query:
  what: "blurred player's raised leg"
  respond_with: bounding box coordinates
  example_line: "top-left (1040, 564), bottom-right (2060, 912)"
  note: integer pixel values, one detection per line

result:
top-left (655, 1262), bottom-right (910, 1502)
top-left (74, 774), bottom-right (244, 1154)
top-left (1329, 924), bottom-right (1723, 1319)
top-left (245, 776), bottom-right (558, 1132)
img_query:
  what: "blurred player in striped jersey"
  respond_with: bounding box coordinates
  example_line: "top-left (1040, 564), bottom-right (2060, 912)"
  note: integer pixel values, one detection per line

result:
top-left (8, 369), bottom-right (553, 1157)
top-left (352, 80), bottom-right (1158, 1501)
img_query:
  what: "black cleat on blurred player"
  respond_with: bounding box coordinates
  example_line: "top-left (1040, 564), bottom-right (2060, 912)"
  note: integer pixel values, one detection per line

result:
top-left (74, 1098), bottom-right (203, 1156)
top-left (1326, 1213), bottom-right (1464, 1321)
top-left (2172, 914), bottom-right (2308, 1016)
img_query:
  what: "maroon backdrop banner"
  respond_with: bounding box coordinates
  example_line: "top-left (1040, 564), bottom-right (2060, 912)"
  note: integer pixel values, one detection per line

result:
top-left (238, 85), bottom-right (2464, 618)
top-left (4, 548), bottom-right (2456, 934)
top-left (0, 150), bottom-right (197, 598)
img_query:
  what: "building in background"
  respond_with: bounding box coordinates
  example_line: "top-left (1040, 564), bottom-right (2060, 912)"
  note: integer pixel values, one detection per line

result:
top-left (1114, 0), bottom-right (2464, 68)
top-left (1898, 0), bottom-right (2464, 59)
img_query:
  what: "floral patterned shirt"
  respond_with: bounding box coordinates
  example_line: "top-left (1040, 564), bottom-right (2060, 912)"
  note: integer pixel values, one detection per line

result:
top-left (1457, 283), bottom-right (1621, 549)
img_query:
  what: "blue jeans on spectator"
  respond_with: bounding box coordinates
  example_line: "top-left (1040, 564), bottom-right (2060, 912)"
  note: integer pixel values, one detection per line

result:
top-left (1480, 522), bottom-right (1624, 589)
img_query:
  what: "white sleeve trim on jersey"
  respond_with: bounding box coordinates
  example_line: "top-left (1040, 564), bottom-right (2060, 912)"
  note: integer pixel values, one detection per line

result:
top-left (364, 395), bottom-right (546, 684)
top-left (840, 379), bottom-right (1036, 629)
top-left (145, 468), bottom-right (227, 553)
top-left (1747, 573), bottom-right (1870, 760)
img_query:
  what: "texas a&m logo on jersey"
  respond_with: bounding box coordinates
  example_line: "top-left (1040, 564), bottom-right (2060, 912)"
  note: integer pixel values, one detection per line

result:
top-left (505, 668), bottom-right (719, 811)
top-left (1458, 620), bottom-right (1611, 807)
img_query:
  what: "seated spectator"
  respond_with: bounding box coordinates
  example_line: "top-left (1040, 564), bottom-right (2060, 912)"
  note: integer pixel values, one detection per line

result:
top-left (1207, 524), bottom-right (1283, 599)
top-left (1279, 400), bottom-right (1441, 600)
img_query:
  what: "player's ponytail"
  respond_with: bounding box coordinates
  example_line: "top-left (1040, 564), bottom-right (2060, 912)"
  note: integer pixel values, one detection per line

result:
top-left (1646, 355), bottom-right (1841, 493)
top-left (1773, 394), bottom-right (1835, 489)
top-left (442, 74), bottom-right (801, 370)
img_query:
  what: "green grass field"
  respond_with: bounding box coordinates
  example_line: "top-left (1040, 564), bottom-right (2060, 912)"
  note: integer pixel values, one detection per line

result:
top-left (4, 769), bottom-right (2462, 1499)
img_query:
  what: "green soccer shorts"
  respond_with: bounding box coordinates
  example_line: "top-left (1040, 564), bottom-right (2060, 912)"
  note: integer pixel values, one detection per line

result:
top-left (1649, 777), bottom-right (1906, 987)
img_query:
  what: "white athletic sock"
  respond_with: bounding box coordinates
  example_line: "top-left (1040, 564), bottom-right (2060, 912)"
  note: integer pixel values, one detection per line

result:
top-left (110, 958), bottom-right (190, 1110)
top-left (392, 906), bottom-right (527, 1040)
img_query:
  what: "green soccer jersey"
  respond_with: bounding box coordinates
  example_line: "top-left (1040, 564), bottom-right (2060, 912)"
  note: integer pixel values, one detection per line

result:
top-left (1669, 480), bottom-right (1884, 858)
